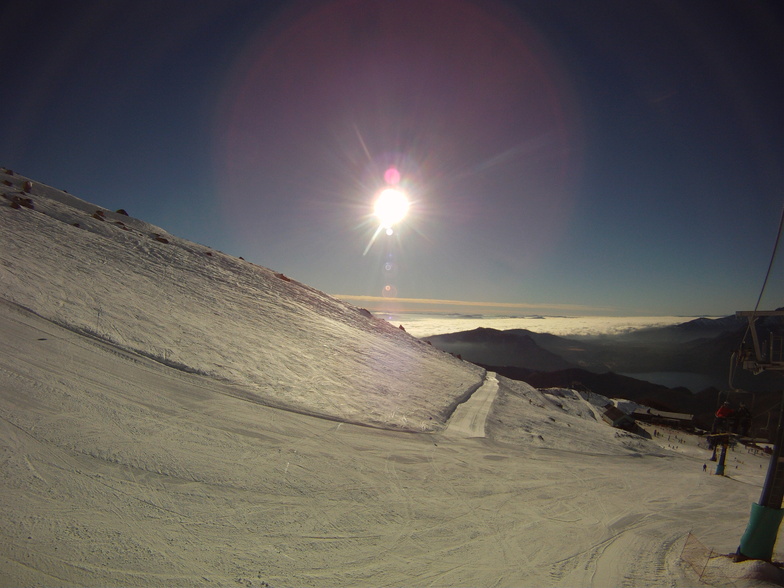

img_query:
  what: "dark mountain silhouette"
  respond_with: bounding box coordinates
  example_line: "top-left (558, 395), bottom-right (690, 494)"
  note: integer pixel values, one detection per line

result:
top-left (425, 315), bottom-right (784, 439)
top-left (423, 327), bottom-right (575, 371)
top-left (423, 316), bottom-right (783, 393)
top-left (612, 315), bottom-right (747, 344)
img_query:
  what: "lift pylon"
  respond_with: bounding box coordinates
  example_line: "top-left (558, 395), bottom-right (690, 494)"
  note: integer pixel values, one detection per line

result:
top-left (735, 310), bottom-right (784, 561)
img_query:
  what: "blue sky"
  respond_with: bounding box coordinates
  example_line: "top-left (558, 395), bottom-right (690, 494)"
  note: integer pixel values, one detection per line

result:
top-left (2, 0), bottom-right (782, 316)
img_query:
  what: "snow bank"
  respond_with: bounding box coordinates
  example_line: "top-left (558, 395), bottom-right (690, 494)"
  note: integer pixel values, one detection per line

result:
top-left (0, 170), bottom-right (484, 431)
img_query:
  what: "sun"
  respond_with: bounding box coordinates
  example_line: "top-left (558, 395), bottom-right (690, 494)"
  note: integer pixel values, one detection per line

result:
top-left (362, 173), bottom-right (412, 256)
top-left (373, 188), bottom-right (409, 229)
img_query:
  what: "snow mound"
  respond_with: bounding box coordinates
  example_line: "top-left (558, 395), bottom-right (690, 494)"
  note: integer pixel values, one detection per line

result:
top-left (0, 169), bottom-right (484, 431)
top-left (539, 387), bottom-right (606, 421)
top-left (486, 378), bottom-right (656, 455)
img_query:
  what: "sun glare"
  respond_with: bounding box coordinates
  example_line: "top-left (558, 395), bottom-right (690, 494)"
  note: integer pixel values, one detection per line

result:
top-left (373, 188), bottom-right (409, 229)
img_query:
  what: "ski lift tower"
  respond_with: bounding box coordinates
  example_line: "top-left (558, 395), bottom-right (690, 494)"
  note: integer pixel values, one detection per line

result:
top-left (736, 310), bottom-right (784, 561)
top-left (736, 311), bottom-right (784, 374)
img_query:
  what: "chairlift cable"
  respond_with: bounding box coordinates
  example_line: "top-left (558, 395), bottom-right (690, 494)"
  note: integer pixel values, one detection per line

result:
top-left (743, 203), bottom-right (784, 344)
top-left (752, 203), bottom-right (784, 309)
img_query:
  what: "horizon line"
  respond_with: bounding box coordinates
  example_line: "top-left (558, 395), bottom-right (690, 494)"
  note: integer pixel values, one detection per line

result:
top-left (331, 294), bottom-right (617, 314)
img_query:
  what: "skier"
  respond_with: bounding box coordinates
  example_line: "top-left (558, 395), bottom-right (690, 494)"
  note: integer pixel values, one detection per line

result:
top-left (712, 401), bottom-right (734, 434)
top-left (735, 403), bottom-right (752, 437)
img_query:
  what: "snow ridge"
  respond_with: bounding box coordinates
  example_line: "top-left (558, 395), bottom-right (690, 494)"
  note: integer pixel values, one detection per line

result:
top-left (0, 169), bottom-right (484, 431)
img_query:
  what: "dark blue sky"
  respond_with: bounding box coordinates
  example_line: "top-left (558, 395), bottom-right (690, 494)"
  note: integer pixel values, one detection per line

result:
top-left (2, 0), bottom-right (782, 316)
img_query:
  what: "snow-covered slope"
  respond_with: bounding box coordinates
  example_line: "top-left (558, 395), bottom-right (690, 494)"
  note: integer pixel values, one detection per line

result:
top-left (0, 169), bottom-right (484, 431)
top-left (2, 169), bottom-right (782, 587)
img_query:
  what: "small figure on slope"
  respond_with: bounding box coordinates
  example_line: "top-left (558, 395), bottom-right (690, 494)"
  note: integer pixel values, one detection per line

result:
top-left (735, 403), bottom-right (752, 437)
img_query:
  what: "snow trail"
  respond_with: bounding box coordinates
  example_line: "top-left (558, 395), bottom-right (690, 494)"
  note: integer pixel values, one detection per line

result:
top-left (443, 371), bottom-right (499, 438)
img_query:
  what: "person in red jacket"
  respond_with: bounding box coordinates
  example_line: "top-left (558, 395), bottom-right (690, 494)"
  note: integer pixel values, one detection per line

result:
top-left (713, 401), bottom-right (735, 433)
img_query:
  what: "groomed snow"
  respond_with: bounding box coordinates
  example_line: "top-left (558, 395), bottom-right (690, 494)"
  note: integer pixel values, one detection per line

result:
top-left (1, 171), bottom-right (782, 587)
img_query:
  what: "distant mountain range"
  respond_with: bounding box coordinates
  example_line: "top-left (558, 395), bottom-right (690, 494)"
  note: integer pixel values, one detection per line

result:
top-left (423, 314), bottom-right (784, 435)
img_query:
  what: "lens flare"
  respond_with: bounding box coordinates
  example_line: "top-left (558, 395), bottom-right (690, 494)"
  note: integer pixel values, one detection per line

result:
top-left (384, 166), bottom-right (401, 185)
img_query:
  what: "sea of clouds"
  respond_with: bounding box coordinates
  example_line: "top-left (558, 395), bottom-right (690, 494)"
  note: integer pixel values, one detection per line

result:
top-left (381, 313), bottom-right (719, 339)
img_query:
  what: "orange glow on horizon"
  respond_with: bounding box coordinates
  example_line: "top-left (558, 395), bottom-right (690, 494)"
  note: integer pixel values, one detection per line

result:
top-left (332, 294), bottom-right (614, 314)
